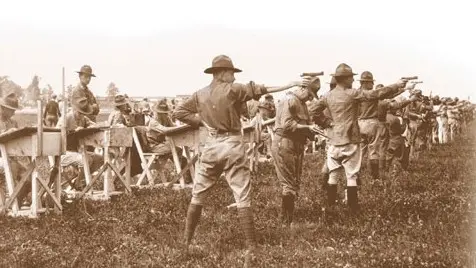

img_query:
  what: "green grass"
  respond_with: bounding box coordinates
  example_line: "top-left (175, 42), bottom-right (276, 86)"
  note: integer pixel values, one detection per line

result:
top-left (0, 124), bottom-right (474, 267)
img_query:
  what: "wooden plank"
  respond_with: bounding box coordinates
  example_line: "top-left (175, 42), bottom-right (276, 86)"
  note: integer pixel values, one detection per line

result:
top-left (0, 127), bottom-right (60, 144)
top-left (3, 132), bottom-right (62, 157)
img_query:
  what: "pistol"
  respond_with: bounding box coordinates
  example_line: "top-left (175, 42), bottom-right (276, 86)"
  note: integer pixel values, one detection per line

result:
top-left (301, 72), bottom-right (324, 77)
top-left (401, 76), bottom-right (418, 81)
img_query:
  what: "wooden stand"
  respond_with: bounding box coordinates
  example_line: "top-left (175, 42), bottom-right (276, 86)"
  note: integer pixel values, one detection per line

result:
top-left (74, 126), bottom-right (132, 201)
top-left (0, 124), bottom-right (63, 218)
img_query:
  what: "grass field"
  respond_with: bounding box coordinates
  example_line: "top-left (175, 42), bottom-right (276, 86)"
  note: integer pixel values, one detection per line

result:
top-left (0, 121), bottom-right (474, 267)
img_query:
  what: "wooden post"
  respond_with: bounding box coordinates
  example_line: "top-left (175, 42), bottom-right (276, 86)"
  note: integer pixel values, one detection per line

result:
top-left (61, 67), bottom-right (67, 152)
top-left (37, 100), bottom-right (43, 156)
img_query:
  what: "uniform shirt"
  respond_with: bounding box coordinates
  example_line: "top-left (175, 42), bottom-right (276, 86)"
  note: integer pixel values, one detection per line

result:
top-left (378, 99), bottom-right (412, 122)
top-left (71, 83), bottom-right (99, 121)
top-left (107, 110), bottom-right (133, 126)
top-left (146, 115), bottom-right (174, 147)
top-left (386, 113), bottom-right (406, 136)
top-left (57, 111), bottom-right (94, 132)
top-left (0, 117), bottom-right (18, 133)
top-left (173, 81), bottom-right (267, 132)
top-left (44, 100), bottom-right (61, 117)
top-left (309, 84), bottom-right (400, 146)
top-left (359, 87), bottom-right (402, 120)
top-left (274, 89), bottom-right (313, 144)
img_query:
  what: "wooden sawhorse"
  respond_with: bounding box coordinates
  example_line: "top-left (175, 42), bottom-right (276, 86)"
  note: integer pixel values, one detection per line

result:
top-left (74, 126), bottom-right (132, 201)
top-left (0, 127), bottom-right (63, 218)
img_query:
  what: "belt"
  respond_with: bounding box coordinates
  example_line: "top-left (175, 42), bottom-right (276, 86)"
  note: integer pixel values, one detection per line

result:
top-left (209, 130), bottom-right (241, 137)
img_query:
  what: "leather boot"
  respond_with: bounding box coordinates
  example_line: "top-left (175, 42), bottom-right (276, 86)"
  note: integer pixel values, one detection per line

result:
top-left (324, 184), bottom-right (337, 223)
top-left (370, 159), bottom-right (379, 181)
top-left (238, 207), bottom-right (257, 268)
top-left (184, 204), bottom-right (203, 255)
top-left (347, 186), bottom-right (360, 215)
top-left (282, 195), bottom-right (295, 227)
top-left (321, 173), bottom-right (329, 190)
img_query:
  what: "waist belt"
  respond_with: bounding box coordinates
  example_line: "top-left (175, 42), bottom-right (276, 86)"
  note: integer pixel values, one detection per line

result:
top-left (208, 129), bottom-right (242, 137)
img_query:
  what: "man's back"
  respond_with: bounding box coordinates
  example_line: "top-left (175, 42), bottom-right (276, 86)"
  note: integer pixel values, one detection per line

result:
top-left (44, 100), bottom-right (60, 116)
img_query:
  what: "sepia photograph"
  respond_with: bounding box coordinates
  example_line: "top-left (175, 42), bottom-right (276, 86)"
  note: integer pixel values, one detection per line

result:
top-left (0, 0), bottom-right (474, 267)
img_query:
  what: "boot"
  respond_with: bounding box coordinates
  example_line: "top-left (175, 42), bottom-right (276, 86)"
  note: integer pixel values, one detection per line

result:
top-left (183, 203), bottom-right (203, 255)
top-left (370, 159), bottom-right (379, 181)
top-left (281, 195), bottom-right (295, 227)
top-left (238, 207), bottom-right (257, 268)
top-left (320, 173), bottom-right (329, 190)
top-left (323, 184), bottom-right (337, 223)
top-left (347, 186), bottom-right (360, 215)
top-left (379, 159), bottom-right (386, 177)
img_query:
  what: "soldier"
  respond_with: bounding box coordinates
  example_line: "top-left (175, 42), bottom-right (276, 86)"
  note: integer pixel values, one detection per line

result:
top-left (44, 94), bottom-right (61, 127)
top-left (404, 89), bottom-right (429, 160)
top-left (376, 83), bottom-right (417, 176)
top-left (107, 95), bottom-right (134, 127)
top-left (57, 97), bottom-right (103, 190)
top-left (317, 77), bottom-right (336, 190)
top-left (0, 90), bottom-right (31, 206)
top-left (308, 63), bottom-right (407, 216)
top-left (272, 77), bottom-right (325, 226)
top-left (145, 99), bottom-right (192, 184)
top-left (357, 71), bottom-right (402, 181)
top-left (173, 55), bottom-right (302, 265)
top-left (71, 65), bottom-right (100, 122)
top-left (255, 100), bottom-right (276, 157)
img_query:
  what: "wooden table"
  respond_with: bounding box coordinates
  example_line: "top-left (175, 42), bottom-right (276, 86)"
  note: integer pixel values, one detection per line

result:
top-left (70, 126), bottom-right (133, 200)
top-left (0, 127), bottom-right (63, 218)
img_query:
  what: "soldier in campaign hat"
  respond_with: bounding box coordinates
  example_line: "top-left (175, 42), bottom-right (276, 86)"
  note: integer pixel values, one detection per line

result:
top-left (173, 54), bottom-right (303, 265)
top-left (309, 63), bottom-right (408, 218)
top-left (71, 65), bottom-right (100, 122)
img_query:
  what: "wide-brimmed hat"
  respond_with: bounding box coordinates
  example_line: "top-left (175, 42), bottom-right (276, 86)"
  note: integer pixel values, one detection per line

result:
top-left (153, 99), bottom-right (170, 114)
top-left (358, 71), bottom-right (375, 82)
top-left (204, 55), bottom-right (242, 74)
top-left (0, 92), bottom-right (22, 110)
top-left (76, 65), bottom-right (96, 77)
top-left (113, 94), bottom-right (129, 107)
top-left (72, 97), bottom-right (93, 115)
top-left (331, 63), bottom-right (357, 77)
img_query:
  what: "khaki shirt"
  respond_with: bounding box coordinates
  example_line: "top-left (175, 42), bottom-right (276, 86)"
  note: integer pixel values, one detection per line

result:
top-left (72, 83), bottom-right (99, 121)
top-left (57, 111), bottom-right (94, 132)
top-left (173, 81), bottom-right (267, 132)
top-left (309, 84), bottom-right (400, 146)
top-left (274, 90), bottom-right (312, 144)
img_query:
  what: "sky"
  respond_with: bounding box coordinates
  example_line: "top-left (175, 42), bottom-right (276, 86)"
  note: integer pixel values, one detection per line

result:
top-left (0, 0), bottom-right (475, 100)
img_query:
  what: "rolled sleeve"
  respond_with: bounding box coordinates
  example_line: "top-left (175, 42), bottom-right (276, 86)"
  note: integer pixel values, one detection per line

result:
top-left (308, 98), bottom-right (330, 127)
top-left (231, 82), bottom-right (267, 102)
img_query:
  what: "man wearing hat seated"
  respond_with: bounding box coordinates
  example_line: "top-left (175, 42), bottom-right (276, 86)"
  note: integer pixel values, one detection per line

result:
top-left (44, 94), bottom-right (61, 127)
top-left (173, 54), bottom-right (303, 265)
top-left (145, 99), bottom-right (192, 184)
top-left (72, 65), bottom-right (100, 122)
top-left (107, 95), bottom-right (134, 127)
top-left (57, 97), bottom-right (103, 190)
top-left (0, 90), bottom-right (32, 206)
top-left (309, 63), bottom-right (408, 217)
